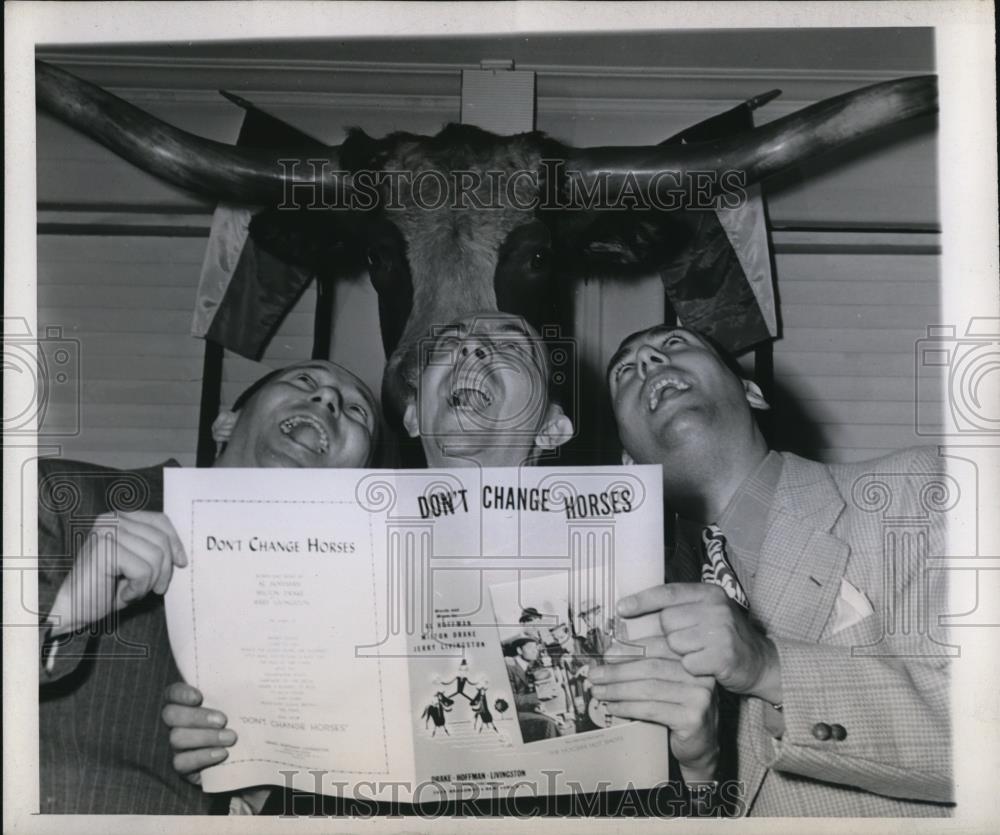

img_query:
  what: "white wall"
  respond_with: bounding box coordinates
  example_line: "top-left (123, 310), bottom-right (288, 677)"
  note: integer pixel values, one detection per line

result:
top-left (36, 32), bottom-right (939, 467)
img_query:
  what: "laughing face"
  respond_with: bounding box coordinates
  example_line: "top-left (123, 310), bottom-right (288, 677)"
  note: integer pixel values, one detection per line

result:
top-left (217, 361), bottom-right (378, 469)
top-left (403, 313), bottom-right (557, 466)
top-left (607, 326), bottom-right (755, 465)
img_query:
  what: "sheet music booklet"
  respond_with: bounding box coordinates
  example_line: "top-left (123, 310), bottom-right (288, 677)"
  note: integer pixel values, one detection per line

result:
top-left (164, 465), bottom-right (670, 802)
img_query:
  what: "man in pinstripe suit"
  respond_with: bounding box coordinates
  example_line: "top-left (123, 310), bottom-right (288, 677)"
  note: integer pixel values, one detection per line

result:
top-left (38, 360), bottom-right (378, 813)
top-left (596, 324), bottom-right (952, 816)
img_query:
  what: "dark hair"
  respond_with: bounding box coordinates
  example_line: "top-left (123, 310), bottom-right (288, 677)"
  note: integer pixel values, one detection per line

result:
top-left (231, 367), bottom-right (284, 413)
top-left (696, 330), bottom-right (755, 383)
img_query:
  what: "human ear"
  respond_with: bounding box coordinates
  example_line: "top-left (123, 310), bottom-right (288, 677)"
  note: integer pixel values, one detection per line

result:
top-left (534, 404), bottom-right (574, 451)
top-left (402, 401), bottom-right (420, 438)
top-left (743, 380), bottom-right (771, 411)
top-left (621, 449), bottom-right (635, 466)
top-left (211, 410), bottom-right (240, 443)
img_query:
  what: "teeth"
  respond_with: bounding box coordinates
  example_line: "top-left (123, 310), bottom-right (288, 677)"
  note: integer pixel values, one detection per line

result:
top-left (647, 377), bottom-right (690, 411)
top-left (279, 415), bottom-right (330, 454)
top-left (449, 387), bottom-right (493, 410)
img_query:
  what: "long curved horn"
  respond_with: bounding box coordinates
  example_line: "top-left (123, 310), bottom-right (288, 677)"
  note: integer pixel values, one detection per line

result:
top-left (36, 59), bottom-right (349, 205)
top-left (562, 75), bottom-right (936, 195)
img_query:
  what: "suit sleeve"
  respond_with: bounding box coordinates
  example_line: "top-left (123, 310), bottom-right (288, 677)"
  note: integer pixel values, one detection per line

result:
top-left (37, 458), bottom-right (173, 685)
top-left (755, 635), bottom-right (951, 804)
top-left (37, 466), bottom-right (94, 684)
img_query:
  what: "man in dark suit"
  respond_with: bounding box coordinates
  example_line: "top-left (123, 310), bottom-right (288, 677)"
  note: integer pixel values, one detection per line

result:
top-left (39, 360), bottom-right (378, 813)
top-left (576, 599), bottom-right (611, 660)
top-left (595, 324), bottom-right (952, 815)
top-left (503, 635), bottom-right (561, 742)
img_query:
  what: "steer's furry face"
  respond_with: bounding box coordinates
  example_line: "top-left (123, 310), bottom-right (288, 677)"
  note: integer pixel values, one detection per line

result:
top-left (378, 127), bottom-right (547, 415)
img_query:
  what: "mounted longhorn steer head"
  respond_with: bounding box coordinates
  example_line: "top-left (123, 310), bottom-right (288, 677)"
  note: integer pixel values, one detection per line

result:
top-left (35, 60), bottom-right (937, 419)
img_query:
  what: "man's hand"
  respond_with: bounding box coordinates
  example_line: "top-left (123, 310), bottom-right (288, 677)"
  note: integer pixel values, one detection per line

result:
top-left (47, 511), bottom-right (187, 636)
top-left (618, 583), bottom-right (782, 705)
top-left (590, 636), bottom-right (718, 782)
top-left (161, 682), bottom-right (236, 784)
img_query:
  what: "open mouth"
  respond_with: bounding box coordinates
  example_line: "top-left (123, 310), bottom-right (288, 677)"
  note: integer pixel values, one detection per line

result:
top-left (279, 414), bottom-right (330, 455)
top-left (646, 375), bottom-right (691, 412)
top-left (447, 386), bottom-right (494, 411)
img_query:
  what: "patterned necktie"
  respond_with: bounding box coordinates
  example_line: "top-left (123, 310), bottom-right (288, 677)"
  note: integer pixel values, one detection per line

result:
top-left (701, 524), bottom-right (749, 610)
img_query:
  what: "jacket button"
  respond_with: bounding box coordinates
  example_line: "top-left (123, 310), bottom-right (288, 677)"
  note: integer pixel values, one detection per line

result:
top-left (831, 723), bottom-right (847, 741)
top-left (811, 722), bottom-right (832, 741)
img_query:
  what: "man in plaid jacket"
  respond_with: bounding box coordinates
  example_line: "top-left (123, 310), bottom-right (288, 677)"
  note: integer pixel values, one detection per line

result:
top-left (595, 324), bottom-right (952, 816)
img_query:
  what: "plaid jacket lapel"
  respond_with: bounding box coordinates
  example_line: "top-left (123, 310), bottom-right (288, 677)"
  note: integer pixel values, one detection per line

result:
top-left (751, 454), bottom-right (850, 644)
top-left (734, 454), bottom-right (852, 811)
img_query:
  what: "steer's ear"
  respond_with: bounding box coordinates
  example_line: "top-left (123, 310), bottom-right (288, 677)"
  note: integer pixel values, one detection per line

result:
top-left (534, 404), bottom-right (573, 451)
top-left (402, 400), bottom-right (421, 438)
